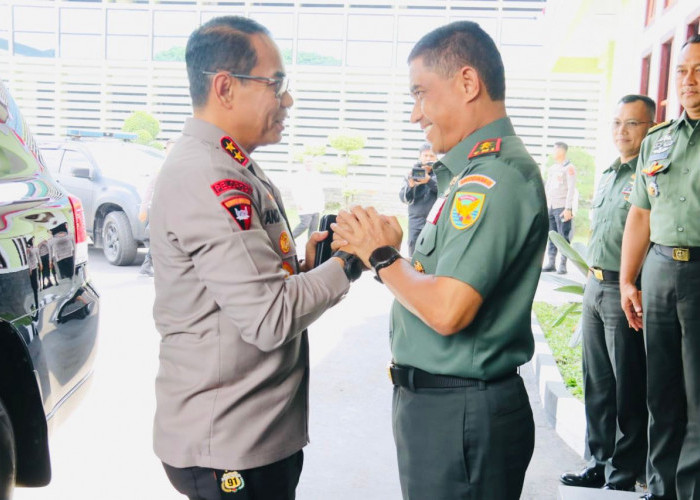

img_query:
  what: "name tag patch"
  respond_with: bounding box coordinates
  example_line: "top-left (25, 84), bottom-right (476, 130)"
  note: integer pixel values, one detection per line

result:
top-left (222, 195), bottom-right (252, 230)
top-left (263, 208), bottom-right (281, 225)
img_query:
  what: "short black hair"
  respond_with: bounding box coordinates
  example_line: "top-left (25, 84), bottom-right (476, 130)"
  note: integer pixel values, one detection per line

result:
top-left (682, 34), bottom-right (700, 49)
top-left (619, 94), bottom-right (656, 122)
top-left (408, 21), bottom-right (505, 101)
top-left (185, 16), bottom-right (270, 108)
top-left (553, 142), bottom-right (568, 151)
top-left (419, 142), bottom-right (432, 153)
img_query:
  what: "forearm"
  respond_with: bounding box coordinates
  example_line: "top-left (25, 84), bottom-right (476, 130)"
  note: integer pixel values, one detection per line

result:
top-left (379, 259), bottom-right (482, 335)
top-left (620, 206), bottom-right (650, 285)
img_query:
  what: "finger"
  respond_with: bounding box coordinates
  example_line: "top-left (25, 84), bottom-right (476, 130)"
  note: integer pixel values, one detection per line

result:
top-left (309, 230), bottom-right (328, 243)
top-left (350, 205), bottom-right (371, 226)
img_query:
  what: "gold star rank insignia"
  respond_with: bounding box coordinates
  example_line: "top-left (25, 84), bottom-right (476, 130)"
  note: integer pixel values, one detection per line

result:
top-left (220, 136), bottom-right (250, 166)
top-left (468, 138), bottom-right (501, 159)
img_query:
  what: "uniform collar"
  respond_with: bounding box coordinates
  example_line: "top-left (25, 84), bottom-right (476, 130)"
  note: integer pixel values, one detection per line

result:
top-left (678, 110), bottom-right (699, 130)
top-left (604, 156), bottom-right (637, 174)
top-left (435, 117), bottom-right (515, 176)
top-left (182, 117), bottom-right (253, 158)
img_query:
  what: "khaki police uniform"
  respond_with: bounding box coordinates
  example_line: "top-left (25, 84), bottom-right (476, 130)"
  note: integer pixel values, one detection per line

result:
top-left (582, 157), bottom-right (647, 488)
top-left (630, 113), bottom-right (700, 499)
top-left (390, 117), bottom-right (548, 499)
top-left (544, 159), bottom-right (576, 269)
top-left (150, 118), bottom-right (350, 476)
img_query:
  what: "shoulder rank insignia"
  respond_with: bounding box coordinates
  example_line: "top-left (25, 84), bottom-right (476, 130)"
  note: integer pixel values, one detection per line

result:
top-left (211, 178), bottom-right (253, 196)
top-left (468, 138), bottom-right (501, 159)
top-left (222, 195), bottom-right (252, 230)
top-left (458, 174), bottom-right (496, 189)
top-left (220, 136), bottom-right (250, 166)
top-left (451, 191), bottom-right (485, 230)
top-left (647, 120), bottom-right (673, 135)
top-left (219, 470), bottom-right (245, 493)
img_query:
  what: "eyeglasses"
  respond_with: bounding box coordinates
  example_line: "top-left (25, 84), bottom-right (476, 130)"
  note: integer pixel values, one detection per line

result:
top-left (202, 71), bottom-right (289, 98)
top-left (611, 120), bottom-right (652, 130)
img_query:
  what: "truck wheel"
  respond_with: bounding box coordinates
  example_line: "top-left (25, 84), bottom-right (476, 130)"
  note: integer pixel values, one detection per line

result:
top-left (0, 399), bottom-right (16, 499)
top-left (102, 211), bottom-right (138, 266)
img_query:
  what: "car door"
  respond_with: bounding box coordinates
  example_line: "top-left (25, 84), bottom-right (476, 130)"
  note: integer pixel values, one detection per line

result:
top-left (57, 149), bottom-right (96, 231)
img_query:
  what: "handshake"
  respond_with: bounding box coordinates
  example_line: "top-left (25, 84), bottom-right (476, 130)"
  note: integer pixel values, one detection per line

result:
top-left (310, 207), bottom-right (404, 282)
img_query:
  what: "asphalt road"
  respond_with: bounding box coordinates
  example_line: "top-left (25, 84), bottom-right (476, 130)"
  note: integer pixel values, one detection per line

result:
top-left (14, 247), bottom-right (583, 500)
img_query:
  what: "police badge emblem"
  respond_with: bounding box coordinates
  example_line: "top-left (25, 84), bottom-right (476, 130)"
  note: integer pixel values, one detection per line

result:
top-left (220, 470), bottom-right (245, 493)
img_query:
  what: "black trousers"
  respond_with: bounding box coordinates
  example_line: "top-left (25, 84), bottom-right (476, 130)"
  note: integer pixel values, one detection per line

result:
top-left (392, 373), bottom-right (534, 499)
top-left (163, 450), bottom-right (303, 500)
top-left (546, 207), bottom-right (572, 266)
top-left (642, 246), bottom-right (700, 499)
top-left (581, 275), bottom-right (647, 486)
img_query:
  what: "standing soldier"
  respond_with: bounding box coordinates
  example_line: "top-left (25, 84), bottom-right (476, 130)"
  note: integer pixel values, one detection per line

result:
top-left (560, 95), bottom-right (654, 492)
top-left (620, 35), bottom-right (700, 500)
top-left (333, 21), bottom-right (548, 499)
top-left (150, 16), bottom-right (360, 500)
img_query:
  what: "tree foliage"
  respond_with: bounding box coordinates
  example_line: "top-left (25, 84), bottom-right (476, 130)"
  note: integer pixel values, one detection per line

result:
top-left (122, 111), bottom-right (162, 150)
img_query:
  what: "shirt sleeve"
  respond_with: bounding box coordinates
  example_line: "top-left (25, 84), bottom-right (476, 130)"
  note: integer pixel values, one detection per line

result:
top-left (565, 164), bottom-right (576, 209)
top-left (435, 164), bottom-right (540, 300)
top-left (161, 160), bottom-right (349, 352)
top-left (399, 178), bottom-right (414, 204)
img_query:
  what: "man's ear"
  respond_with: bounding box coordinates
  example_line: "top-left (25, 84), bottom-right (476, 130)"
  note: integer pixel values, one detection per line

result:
top-left (210, 73), bottom-right (235, 109)
top-left (458, 66), bottom-right (481, 103)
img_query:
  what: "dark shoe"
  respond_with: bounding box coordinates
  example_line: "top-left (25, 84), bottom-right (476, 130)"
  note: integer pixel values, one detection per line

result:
top-left (639, 494), bottom-right (663, 499)
top-left (603, 483), bottom-right (635, 491)
top-left (560, 465), bottom-right (605, 488)
top-left (542, 265), bottom-right (556, 272)
top-left (139, 263), bottom-right (154, 277)
top-left (556, 266), bottom-right (568, 275)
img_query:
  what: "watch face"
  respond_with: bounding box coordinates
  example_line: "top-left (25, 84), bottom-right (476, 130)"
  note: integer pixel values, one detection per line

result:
top-left (370, 246), bottom-right (399, 266)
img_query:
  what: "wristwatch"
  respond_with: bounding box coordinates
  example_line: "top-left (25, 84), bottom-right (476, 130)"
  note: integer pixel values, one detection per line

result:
top-left (369, 246), bottom-right (401, 283)
top-left (333, 251), bottom-right (364, 282)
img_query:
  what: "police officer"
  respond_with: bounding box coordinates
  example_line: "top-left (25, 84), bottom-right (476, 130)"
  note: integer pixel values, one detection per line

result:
top-left (620, 35), bottom-right (700, 500)
top-left (543, 142), bottom-right (576, 274)
top-left (333, 21), bottom-right (548, 499)
top-left (560, 95), bottom-right (654, 491)
top-left (150, 16), bottom-right (358, 500)
top-left (399, 142), bottom-right (438, 255)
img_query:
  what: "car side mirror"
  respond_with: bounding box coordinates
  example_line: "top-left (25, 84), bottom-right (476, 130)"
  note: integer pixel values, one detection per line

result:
top-left (72, 167), bottom-right (92, 179)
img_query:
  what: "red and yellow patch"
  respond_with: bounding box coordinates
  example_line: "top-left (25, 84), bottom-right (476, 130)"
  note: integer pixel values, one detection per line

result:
top-left (641, 162), bottom-right (667, 177)
top-left (211, 178), bottom-right (253, 196)
top-left (279, 231), bottom-right (291, 254)
top-left (468, 138), bottom-right (501, 159)
top-left (451, 192), bottom-right (485, 230)
top-left (221, 195), bottom-right (252, 230)
top-left (457, 174), bottom-right (496, 189)
top-left (282, 261), bottom-right (294, 277)
top-left (220, 136), bottom-right (250, 166)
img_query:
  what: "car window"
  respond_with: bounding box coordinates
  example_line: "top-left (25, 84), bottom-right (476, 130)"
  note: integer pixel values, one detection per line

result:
top-left (41, 147), bottom-right (64, 174)
top-left (62, 150), bottom-right (92, 177)
top-left (86, 143), bottom-right (164, 178)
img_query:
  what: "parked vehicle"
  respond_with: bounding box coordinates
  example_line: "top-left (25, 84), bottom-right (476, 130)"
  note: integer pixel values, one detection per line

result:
top-left (0, 79), bottom-right (100, 496)
top-left (41, 131), bottom-right (164, 265)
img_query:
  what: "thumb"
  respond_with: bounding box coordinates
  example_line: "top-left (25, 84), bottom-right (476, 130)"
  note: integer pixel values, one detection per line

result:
top-left (309, 230), bottom-right (328, 244)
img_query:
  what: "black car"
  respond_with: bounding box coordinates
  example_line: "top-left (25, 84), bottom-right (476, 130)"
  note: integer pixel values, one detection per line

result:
top-left (41, 132), bottom-right (164, 266)
top-left (0, 79), bottom-right (99, 496)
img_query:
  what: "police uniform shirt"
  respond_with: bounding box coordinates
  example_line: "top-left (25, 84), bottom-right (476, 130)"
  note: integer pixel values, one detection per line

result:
top-left (631, 113), bottom-right (700, 246)
top-left (587, 157), bottom-right (637, 271)
top-left (150, 118), bottom-right (350, 471)
top-left (545, 160), bottom-right (576, 210)
top-left (390, 117), bottom-right (549, 380)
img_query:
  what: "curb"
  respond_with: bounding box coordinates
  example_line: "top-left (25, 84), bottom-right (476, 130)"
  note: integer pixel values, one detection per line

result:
top-left (527, 312), bottom-right (586, 458)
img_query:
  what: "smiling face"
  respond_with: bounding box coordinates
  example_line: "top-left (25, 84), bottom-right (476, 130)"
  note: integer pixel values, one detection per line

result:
top-left (612, 100), bottom-right (653, 163)
top-left (230, 33), bottom-right (293, 152)
top-left (408, 57), bottom-right (472, 155)
top-left (676, 42), bottom-right (700, 120)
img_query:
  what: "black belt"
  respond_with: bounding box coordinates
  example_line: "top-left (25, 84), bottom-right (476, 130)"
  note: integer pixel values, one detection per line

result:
top-left (655, 244), bottom-right (700, 262)
top-left (590, 267), bottom-right (619, 282)
top-left (388, 364), bottom-right (516, 390)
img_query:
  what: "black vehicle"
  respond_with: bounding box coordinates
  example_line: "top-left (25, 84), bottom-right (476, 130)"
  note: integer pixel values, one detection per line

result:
top-left (0, 80), bottom-right (99, 496)
top-left (41, 131), bottom-right (164, 266)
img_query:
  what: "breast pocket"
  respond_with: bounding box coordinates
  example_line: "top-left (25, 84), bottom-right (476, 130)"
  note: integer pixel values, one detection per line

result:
top-left (414, 222), bottom-right (437, 256)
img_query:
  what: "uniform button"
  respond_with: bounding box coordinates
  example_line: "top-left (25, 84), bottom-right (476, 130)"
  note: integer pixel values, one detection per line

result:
top-left (678, 227), bottom-right (684, 232)
top-left (680, 196), bottom-right (686, 202)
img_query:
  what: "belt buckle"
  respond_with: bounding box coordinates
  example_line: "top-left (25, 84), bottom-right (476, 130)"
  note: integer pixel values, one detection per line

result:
top-left (673, 247), bottom-right (690, 262)
top-left (592, 268), bottom-right (604, 281)
top-left (387, 363), bottom-right (394, 384)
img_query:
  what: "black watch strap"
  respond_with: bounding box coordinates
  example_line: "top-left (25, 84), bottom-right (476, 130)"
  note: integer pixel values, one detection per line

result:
top-left (333, 251), bottom-right (363, 282)
top-left (369, 246), bottom-right (401, 283)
